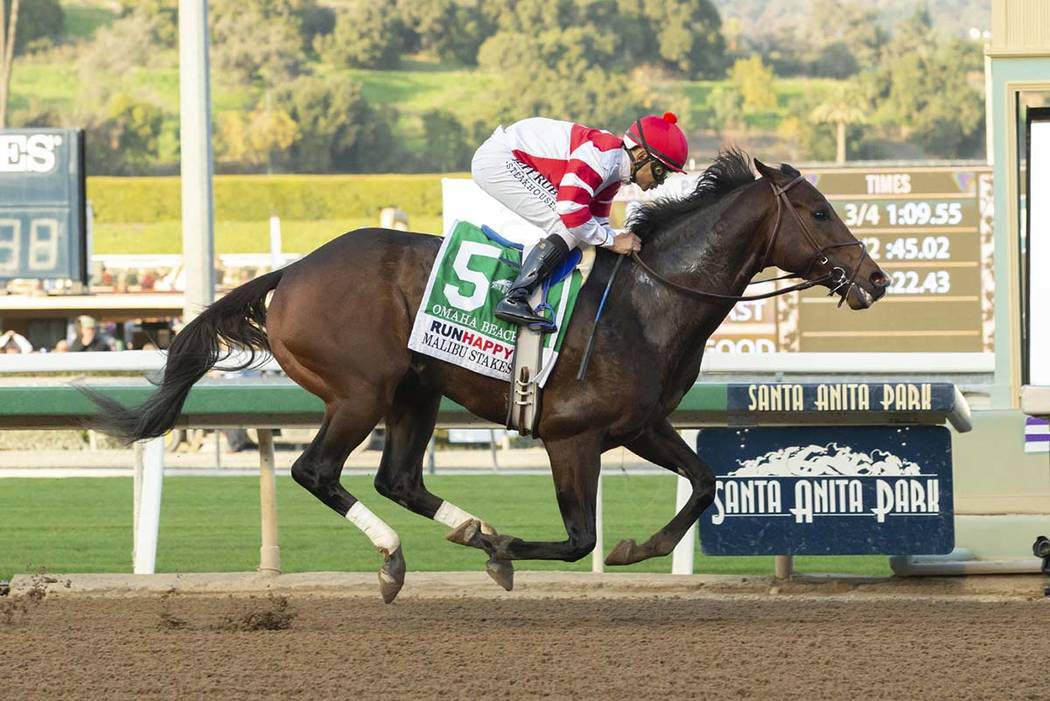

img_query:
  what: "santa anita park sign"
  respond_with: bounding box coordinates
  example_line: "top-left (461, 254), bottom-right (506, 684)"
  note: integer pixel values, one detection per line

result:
top-left (697, 385), bottom-right (956, 556)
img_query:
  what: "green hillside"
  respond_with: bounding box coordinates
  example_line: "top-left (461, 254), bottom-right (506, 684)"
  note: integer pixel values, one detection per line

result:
top-left (1, 0), bottom-right (987, 179)
top-left (11, 53), bottom-right (840, 158)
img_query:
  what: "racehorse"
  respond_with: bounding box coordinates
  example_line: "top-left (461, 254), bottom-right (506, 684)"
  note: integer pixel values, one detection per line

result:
top-left (85, 152), bottom-right (888, 602)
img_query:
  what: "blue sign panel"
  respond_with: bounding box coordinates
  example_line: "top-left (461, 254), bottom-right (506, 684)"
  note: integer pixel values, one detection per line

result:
top-left (0, 128), bottom-right (86, 281)
top-left (698, 425), bottom-right (954, 556)
top-left (726, 382), bottom-right (958, 425)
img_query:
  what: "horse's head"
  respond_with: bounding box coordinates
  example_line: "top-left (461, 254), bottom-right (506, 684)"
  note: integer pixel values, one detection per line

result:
top-left (754, 159), bottom-right (888, 310)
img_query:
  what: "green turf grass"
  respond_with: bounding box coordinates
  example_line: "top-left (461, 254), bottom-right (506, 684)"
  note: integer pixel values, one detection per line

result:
top-left (0, 474), bottom-right (891, 580)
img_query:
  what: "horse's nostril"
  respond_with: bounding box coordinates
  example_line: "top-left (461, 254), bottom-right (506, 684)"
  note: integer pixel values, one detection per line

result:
top-left (870, 271), bottom-right (888, 288)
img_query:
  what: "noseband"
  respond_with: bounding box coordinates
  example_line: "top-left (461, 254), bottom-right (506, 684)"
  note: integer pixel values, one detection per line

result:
top-left (630, 175), bottom-right (869, 305)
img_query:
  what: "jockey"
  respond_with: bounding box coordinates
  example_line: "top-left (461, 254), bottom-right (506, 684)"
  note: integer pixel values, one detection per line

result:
top-left (471, 112), bottom-right (689, 330)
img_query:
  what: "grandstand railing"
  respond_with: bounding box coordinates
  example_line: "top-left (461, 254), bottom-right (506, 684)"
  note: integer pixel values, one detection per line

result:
top-left (0, 362), bottom-right (973, 579)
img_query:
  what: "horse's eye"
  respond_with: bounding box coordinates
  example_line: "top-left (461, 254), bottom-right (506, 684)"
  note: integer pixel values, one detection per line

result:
top-left (813, 209), bottom-right (829, 221)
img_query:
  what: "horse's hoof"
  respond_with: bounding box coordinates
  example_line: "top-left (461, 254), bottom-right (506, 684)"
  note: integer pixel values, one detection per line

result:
top-left (605, 538), bottom-right (643, 566)
top-left (446, 519), bottom-right (482, 547)
top-left (378, 547), bottom-right (406, 604)
top-left (485, 558), bottom-right (514, 591)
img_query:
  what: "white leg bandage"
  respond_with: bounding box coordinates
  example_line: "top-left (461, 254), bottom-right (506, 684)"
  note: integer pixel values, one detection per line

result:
top-left (434, 500), bottom-right (495, 535)
top-left (346, 502), bottom-right (400, 555)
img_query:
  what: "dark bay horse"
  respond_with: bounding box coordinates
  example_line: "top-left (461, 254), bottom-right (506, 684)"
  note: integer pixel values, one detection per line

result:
top-left (86, 153), bottom-right (888, 602)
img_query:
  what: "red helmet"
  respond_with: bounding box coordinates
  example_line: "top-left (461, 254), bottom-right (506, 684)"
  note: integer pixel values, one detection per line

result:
top-left (626, 112), bottom-right (688, 173)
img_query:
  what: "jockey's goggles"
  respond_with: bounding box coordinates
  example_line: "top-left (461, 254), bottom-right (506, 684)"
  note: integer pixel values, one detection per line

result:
top-left (649, 160), bottom-right (669, 185)
top-left (626, 147), bottom-right (670, 186)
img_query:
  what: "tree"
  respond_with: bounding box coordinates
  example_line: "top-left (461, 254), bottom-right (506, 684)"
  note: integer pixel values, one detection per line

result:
top-left (808, 43), bottom-right (859, 80)
top-left (275, 74), bottom-right (398, 172)
top-left (216, 107), bottom-right (300, 168)
top-left (810, 82), bottom-right (868, 163)
top-left (317, 1), bottom-right (404, 70)
top-left (0, 0), bottom-right (18, 128)
top-left (643, 0), bottom-right (727, 78)
top-left (420, 110), bottom-right (471, 171)
top-left (296, 1), bottom-right (336, 51)
top-left (8, 98), bottom-right (60, 129)
top-left (85, 93), bottom-right (165, 175)
top-left (123, 0), bottom-right (330, 52)
top-left (119, 0), bottom-right (177, 47)
top-left (477, 27), bottom-right (647, 129)
top-left (617, 0), bottom-right (727, 78)
top-left (728, 56), bottom-right (776, 114)
top-left (872, 10), bottom-right (985, 158)
top-left (802, 0), bottom-right (886, 76)
top-left (210, 0), bottom-right (306, 84)
top-left (76, 10), bottom-right (174, 77)
top-left (398, 0), bottom-right (494, 65)
top-left (484, 0), bottom-right (576, 34)
top-left (4, 0), bottom-right (62, 54)
top-left (704, 85), bottom-right (744, 134)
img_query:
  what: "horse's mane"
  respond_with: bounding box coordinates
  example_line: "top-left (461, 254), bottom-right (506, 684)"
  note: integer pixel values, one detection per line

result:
top-left (628, 149), bottom-right (801, 241)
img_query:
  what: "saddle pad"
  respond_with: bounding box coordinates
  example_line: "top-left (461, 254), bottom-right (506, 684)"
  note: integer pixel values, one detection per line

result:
top-left (408, 220), bottom-right (587, 385)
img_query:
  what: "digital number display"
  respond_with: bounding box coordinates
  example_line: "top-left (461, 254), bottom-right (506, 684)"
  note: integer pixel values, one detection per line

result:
top-left (0, 129), bottom-right (86, 281)
top-left (704, 166), bottom-right (994, 353)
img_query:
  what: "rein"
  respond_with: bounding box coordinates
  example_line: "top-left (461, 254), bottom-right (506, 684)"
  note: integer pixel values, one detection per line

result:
top-left (630, 176), bottom-right (868, 305)
top-left (630, 252), bottom-right (831, 301)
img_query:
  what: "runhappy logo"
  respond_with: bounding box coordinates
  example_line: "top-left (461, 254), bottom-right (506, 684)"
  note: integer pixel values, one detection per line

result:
top-left (490, 279), bottom-right (512, 294)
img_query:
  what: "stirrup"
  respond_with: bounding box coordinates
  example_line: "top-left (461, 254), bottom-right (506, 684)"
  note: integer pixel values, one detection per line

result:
top-left (496, 308), bottom-right (555, 331)
top-left (527, 318), bottom-right (557, 334)
top-left (526, 302), bottom-right (557, 333)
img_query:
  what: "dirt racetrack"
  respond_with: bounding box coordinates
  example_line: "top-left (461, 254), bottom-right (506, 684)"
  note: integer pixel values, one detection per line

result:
top-left (2, 573), bottom-right (1048, 699)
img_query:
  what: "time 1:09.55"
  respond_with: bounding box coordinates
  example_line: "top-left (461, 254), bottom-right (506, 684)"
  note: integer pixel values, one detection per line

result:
top-left (842, 202), bottom-right (964, 227)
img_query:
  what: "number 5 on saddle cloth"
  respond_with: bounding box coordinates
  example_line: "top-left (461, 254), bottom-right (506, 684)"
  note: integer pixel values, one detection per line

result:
top-left (407, 221), bottom-right (593, 436)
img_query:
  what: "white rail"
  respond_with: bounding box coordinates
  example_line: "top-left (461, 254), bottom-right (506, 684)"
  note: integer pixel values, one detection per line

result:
top-left (92, 252), bottom-right (301, 268)
top-left (0, 350), bottom-right (280, 373)
top-left (0, 349), bottom-right (994, 375)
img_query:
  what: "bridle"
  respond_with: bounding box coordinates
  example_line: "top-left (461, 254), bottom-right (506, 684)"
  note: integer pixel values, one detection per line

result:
top-left (577, 175), bottom-right (870, 381)
top-left (630, 175), bottom-right (869, 305)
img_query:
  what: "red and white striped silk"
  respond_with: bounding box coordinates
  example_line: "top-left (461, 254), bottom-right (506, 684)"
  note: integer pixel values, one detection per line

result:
top-left (504, 118), bottom-right (626, 248)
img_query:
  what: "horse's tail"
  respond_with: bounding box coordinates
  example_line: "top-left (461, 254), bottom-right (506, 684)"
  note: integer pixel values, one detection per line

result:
top-left (82, 269), bottom-right (285, 443)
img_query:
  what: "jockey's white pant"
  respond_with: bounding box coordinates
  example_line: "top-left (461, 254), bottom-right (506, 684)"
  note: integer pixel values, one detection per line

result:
top-left (471, 127), bottom-right (578, 250)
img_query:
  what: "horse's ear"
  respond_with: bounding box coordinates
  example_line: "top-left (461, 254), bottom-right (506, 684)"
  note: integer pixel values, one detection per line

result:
top-left (753, 158), bottom-right (782, 182)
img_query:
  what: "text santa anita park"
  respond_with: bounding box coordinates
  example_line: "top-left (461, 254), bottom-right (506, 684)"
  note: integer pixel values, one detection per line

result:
top-left (710, 477), bottom-right (941, 525)
top-left (746, 382), bottom-right (935, 412)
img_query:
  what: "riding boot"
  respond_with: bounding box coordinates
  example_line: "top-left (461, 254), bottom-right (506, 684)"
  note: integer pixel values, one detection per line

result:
top-left (495, 234), bottom-right (571, 331)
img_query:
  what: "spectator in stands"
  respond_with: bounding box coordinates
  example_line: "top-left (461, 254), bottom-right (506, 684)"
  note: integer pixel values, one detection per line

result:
top-left (71, 316), bottom-right (112, 352)
top-left (53, 339), bottom-right (70, 353)
top-left (0, 329), bottom-right (32, 353)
